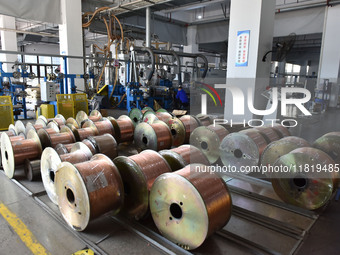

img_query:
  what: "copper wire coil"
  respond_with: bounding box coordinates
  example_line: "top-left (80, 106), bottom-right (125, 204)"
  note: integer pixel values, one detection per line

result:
top-left (179, 115), bottom-right (201, 143)
top-left (254, 126), bottom-right (280, 144)
top-left (92, 119), bottom-right (114, 136)
top-left (74, 128), bottom-right (98, 141)
top-left (155, 112), bottom-right (172, 122)
top-left (38, 127), bottom-right (76, 149)
top-left (33, 124), bottom-right (45, 131)
top-left (1, 130), bottom-right (42, 178)
top-left (134, 121), bottom-right (172, 151)
top-left (150, 164), bottom-right (232, 250)
top-left (113, 150), bottom-right (172, 220)
top-left (24, 159), bottom-right (41, 181)
top-left (55, 154), bottom-right (124, 231)
top-left (88, 115), bottom-right (102, 122)
top-left (81, 139), bottom-right (97, 155)
top-left (271, 124), bottom-right (291, 138)
top-left (87, 134), bottom-right (118, 159)
top-left (51, 118), bottom-right (65, 128)
top-left (196, 114), bottom-right (213, 126)
top-left (239, 129), bottom-right (268, 156)
top-left (44, 127), bottom-right (58, 135)
top-left (3, 129), bottom-right (16, 137)
top-left (59, 149), bottom-right (92, 164)
top-left (112, 115), bottom-right (135, 143)
top-left (160, 145), bottom-right (210, 171)
top-left (55, 143), bottom-right (73, 155)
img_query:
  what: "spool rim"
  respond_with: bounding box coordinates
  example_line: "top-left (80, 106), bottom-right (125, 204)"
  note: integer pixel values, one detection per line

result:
top-left (219, 132), bottom-right (259, 171)
top-left (47, 121), bottom-right (60, 133)
top-left (8, 124), bottom-right (17, 135)
top-left (38, 115), bottom-right (48, 124)
top-left (66, 117), bottom-right (80, 129)
top-left (159, 150), bottom-right (186, 171)
top-left (89, 110), bottom-right (102, 118)
top-left (150, 172), bottom-right (209, 250)
top-left (76, 111), bottom-right (89, 126)
top-left (70, 142), bottom-right (93, 159)
top-left (35, 118), bottom-right (47, 127)
top-left (60, 125), bottom-right (76, 142)
top-left (167, 117), bottom-right (186, 147)
top-left (1, 133), bottom-right (15, 178)
top-left (37, 129), bottom-right (52, 149)
top-left (41, 147), bottom-right (62, 204)
top-left (55, 161), bottom-right (90, 231)
top-left (189, 126), bottom-right (222, 164)
top-left (15, 120), bottom-right (26, 135)
top-left (129, 108), bottom-right (143, 127)
top-left (27, 129), bottom-right (42, 153)
top-left (107, 117), bottom-right (121, 140)
top-left (134, 122), bottom-right (158, 151)
top-left (26, 122), bottom-right (37, 134)
top-left (55, 114), bottom-right (66, 124)
top-left (113, 155), bottom-right (148, 219)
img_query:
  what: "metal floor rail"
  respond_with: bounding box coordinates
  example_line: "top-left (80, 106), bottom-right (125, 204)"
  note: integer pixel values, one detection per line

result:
top-left (2, 169), bottom-right (320, 255)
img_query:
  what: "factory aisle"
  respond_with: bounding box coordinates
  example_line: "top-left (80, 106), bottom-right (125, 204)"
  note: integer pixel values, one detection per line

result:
top-left (0, 171), bottom-right (86, 255)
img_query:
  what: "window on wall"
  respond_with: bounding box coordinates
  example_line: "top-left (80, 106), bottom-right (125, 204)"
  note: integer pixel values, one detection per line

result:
top-left (285, 63), bottom-right (301, 84)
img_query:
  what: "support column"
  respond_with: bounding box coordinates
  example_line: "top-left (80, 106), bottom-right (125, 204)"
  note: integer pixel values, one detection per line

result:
top-left (317, 5), bottom-right (340, 106)
top-left (183, 25), bottom-right (199, 79)
top-left (145, 7), bottom-right (151, 48)
top-left (59, 0), bottom-right (84, 93)
top-left (217, 0), bottom-right (275, 122)
top-left (0, 15), bottom-right (17, 73)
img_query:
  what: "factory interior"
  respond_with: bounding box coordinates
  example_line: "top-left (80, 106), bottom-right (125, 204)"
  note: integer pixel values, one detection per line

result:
top-left (0, 0), bottom-right (340, 254)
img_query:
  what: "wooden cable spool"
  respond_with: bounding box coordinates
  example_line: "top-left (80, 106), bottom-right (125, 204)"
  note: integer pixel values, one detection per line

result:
top-left (1, 129), bottom-right (42, 178)
top-left (87, 134), bottom-right (118, 159)
top-left (190, 124), bottom-right (229, 164)
top-left (41, 142), bottom-right (93, 205)
top-left (38, 125), bottom-right (76, 149)
top-left (24, 159), bottom-right (41, 181)
top-left (150, 164), bottom-right (232, 250)
top-left (179, 115), bottom-right (201, 144)
top-left (134, 120), bottom-right (172, 151)
top-left (55, 154), bottom-right (124, 231)
top-left (83, 118), bottom-right (114, 136)
top-left (220, 129), bottom-right (268, 170)
top-left (113, 150), bottom-right (172, 220)
top-left (160, 145), bottom-right (210, 171)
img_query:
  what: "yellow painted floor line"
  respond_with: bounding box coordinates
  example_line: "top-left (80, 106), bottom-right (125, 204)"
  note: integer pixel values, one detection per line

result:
top-left (0, 202), bottom-right (50, 255)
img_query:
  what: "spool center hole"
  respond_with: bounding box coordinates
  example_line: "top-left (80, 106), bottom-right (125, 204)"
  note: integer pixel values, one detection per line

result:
top-left (201, 141), bottom-right (208, 150)
top-left (49, 170), bottom-right (55, 183)
top-left (293, 177), bottom-right (307, 189)
top-left (234, 149), bottom-right (243, 159)
top-left (5, 151), bottom-right (9, 160)
top-left (171, 129), bottom-right (177, 136)
top-left (66, 188), bottom-right (75, 204)
top-left (133, 117), bottom-right (138, 123)
top-left (170, 203), bottom-right (182, 219)
top-left (142, 137), bottom-right (148, 145)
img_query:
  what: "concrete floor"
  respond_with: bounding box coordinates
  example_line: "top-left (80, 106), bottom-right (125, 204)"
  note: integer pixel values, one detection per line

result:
top-left (1, 108), bottom-right (340, 255)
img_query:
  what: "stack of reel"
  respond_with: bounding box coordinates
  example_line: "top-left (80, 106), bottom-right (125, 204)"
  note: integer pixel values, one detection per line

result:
top-left (1, 107), bottom-right (340, 250)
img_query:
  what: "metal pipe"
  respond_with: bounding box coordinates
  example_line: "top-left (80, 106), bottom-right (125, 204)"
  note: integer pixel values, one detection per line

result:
top-left (133, 47), bottom-right (155, 81)
top-left (146, 7), bottom-right (151, 48)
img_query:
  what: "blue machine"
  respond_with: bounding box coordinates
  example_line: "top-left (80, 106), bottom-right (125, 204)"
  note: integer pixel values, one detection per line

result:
top-left (0, 62), bottom-right (32, 119)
